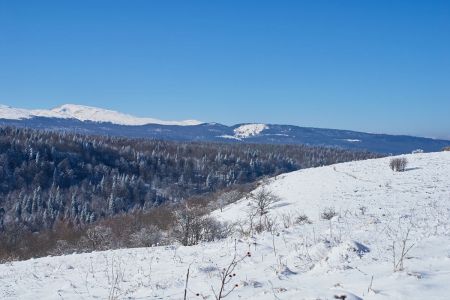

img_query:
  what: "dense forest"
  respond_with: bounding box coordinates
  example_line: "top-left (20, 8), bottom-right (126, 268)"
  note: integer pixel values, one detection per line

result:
top-left (0, 126), bottom-right (380, 259)
top-left (0, 126), bottom-right (381, 231)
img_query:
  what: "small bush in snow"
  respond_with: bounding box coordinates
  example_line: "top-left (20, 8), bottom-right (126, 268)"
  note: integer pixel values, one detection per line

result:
top-left (129, 225), bottom-right (163, 247)
top-left (443, 146), bottom-right (450, 151)
top-left (321, 207), bottom-right (338, 221)
top-left (174, 204), bottom-right (231, 246)
top-left (86, 225), bottom-right (113, 250)
top-left (321, 207), bottom-right (338, 241)
top-left (237, 210), bottom-right (279, 236)
top-left (49, 240), bottom-right (72, 256)
top-left (295, 214), bottom-right (312, 225)
top-left (358, 205), bottom-right (367, 215)
top-left (281, 213), bottom-right (294, 228)
top-left (389, 157), bottom-right (408, 172)
top-left (203, 218), bottom-right (234, 242)
top-left (388, 217), bottom-right (415, 272)
top-left (254, 215), bottom-right (278, 234)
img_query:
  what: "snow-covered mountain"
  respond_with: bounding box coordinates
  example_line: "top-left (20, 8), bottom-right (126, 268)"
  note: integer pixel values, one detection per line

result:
top-left (1, 152), bottom-right (450, 299)
top-left (0, 104), bottom-right (202, 126)
top-left (233, 123), bottom-right (269, 138)
top-left (0, 104), bottom-right (449, 154)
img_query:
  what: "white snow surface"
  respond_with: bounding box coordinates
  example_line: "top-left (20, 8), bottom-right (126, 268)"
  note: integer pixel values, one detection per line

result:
top-left (2, 152), bottom-right (450, 299)
top-left (217, 134), bottom-right (243, 141)
top-left (233, 123), bottom-right (268, 138)
top-left (0, 104), bottom-right (202, 126)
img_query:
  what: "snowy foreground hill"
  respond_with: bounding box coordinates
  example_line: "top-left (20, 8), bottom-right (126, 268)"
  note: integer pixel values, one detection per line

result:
top-left (1, 152), bottom-right (450, 299)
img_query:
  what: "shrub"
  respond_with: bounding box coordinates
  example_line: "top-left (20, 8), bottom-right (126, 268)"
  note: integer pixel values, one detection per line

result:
top-left (295, 214), bottom-right (312, 225)
top-left (321, 207), bottom-right (338, 220)
top-left (358, 205), bottom-right (367, 215)
top-left (389, 157), bottom-right (408, 172)
top-left (321, 207), bottom-right (338, 240)
top-left (210, 252), bottom-right (251, 299)
top-left (85, 225), bottom-right (113, 250)
top-left (49, 240), bottom-right (72, 256)
top-left (254, 215), bottom-right (278, 234)
top-left (281, 213), bottom-right (294, 228)
top-left (202, 218), bottom-right (234, 242)
top-left (129, 225), bottom-right (164, 247)
top-left (443, 146), bottom-right (450, 152)
top-left (216, 190), bottom-right (244, 212)
top-left (173, 204), bottom-right (231, 246)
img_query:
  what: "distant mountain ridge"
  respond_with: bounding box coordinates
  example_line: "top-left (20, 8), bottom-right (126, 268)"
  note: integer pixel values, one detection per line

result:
top-left (0, 104), bottom-right (202, 126)
top-left (1, 104), bottom-right (449, 154)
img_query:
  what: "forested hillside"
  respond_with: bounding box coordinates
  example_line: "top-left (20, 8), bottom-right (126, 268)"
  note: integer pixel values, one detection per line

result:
top-left (0, 126), bottom-right (380, 259)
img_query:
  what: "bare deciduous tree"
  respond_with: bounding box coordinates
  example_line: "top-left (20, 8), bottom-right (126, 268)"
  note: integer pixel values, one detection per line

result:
top-left (216, 190), bottom-right (244, 212)
top-left (174, 204), bottom-right (205, 246)
top-left (249, 188), bottom-right (281, 216)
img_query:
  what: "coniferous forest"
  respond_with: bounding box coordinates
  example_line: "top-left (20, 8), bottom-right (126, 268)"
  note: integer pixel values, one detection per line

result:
top-left (0, 126), bottom-right (380, 259)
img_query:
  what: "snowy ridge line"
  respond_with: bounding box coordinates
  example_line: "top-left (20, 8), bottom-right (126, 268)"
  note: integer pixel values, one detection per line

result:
top-left (0, 104), bottom-right (202, 126)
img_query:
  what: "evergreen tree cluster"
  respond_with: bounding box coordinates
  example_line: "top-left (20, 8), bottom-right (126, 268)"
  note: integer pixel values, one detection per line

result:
top-left (0, 126), bottom-right (379, 233)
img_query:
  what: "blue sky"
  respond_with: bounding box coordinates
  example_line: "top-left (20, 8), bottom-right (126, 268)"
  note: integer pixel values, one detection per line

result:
top-left (0, 1), bottom-right (449, 139)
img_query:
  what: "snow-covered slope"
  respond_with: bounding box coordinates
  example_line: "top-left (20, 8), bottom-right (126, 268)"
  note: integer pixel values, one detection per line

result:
top-left (0, 104), bottom-right (65, 120)
top-left (1, 152), bottom-right (450, 299)
top-left (0, 104), bottom-right (202, 126)
top-left (219, 123), bottom-right (269, 140)
top-left (233, 123), bottom-right (268, 138)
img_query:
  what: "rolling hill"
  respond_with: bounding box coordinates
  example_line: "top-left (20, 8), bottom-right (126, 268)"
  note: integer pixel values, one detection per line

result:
top-left (1, 152), bottom-right (449, 299)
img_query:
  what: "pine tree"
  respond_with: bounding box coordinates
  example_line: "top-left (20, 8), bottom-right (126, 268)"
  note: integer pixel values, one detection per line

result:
top-left (108, 194), bottom-right (116, 214)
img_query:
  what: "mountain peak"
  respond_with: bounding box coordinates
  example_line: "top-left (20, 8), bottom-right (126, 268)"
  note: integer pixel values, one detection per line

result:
top-left (0, 104), bottom-right (202, 126)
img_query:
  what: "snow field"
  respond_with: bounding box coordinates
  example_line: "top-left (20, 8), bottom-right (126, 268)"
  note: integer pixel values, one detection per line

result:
top-left (1, 152), bottom-right (450, 299)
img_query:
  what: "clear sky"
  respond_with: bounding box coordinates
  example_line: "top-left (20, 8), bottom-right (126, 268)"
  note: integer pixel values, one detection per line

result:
top-left (0, 1), bottom-right (449, 139)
